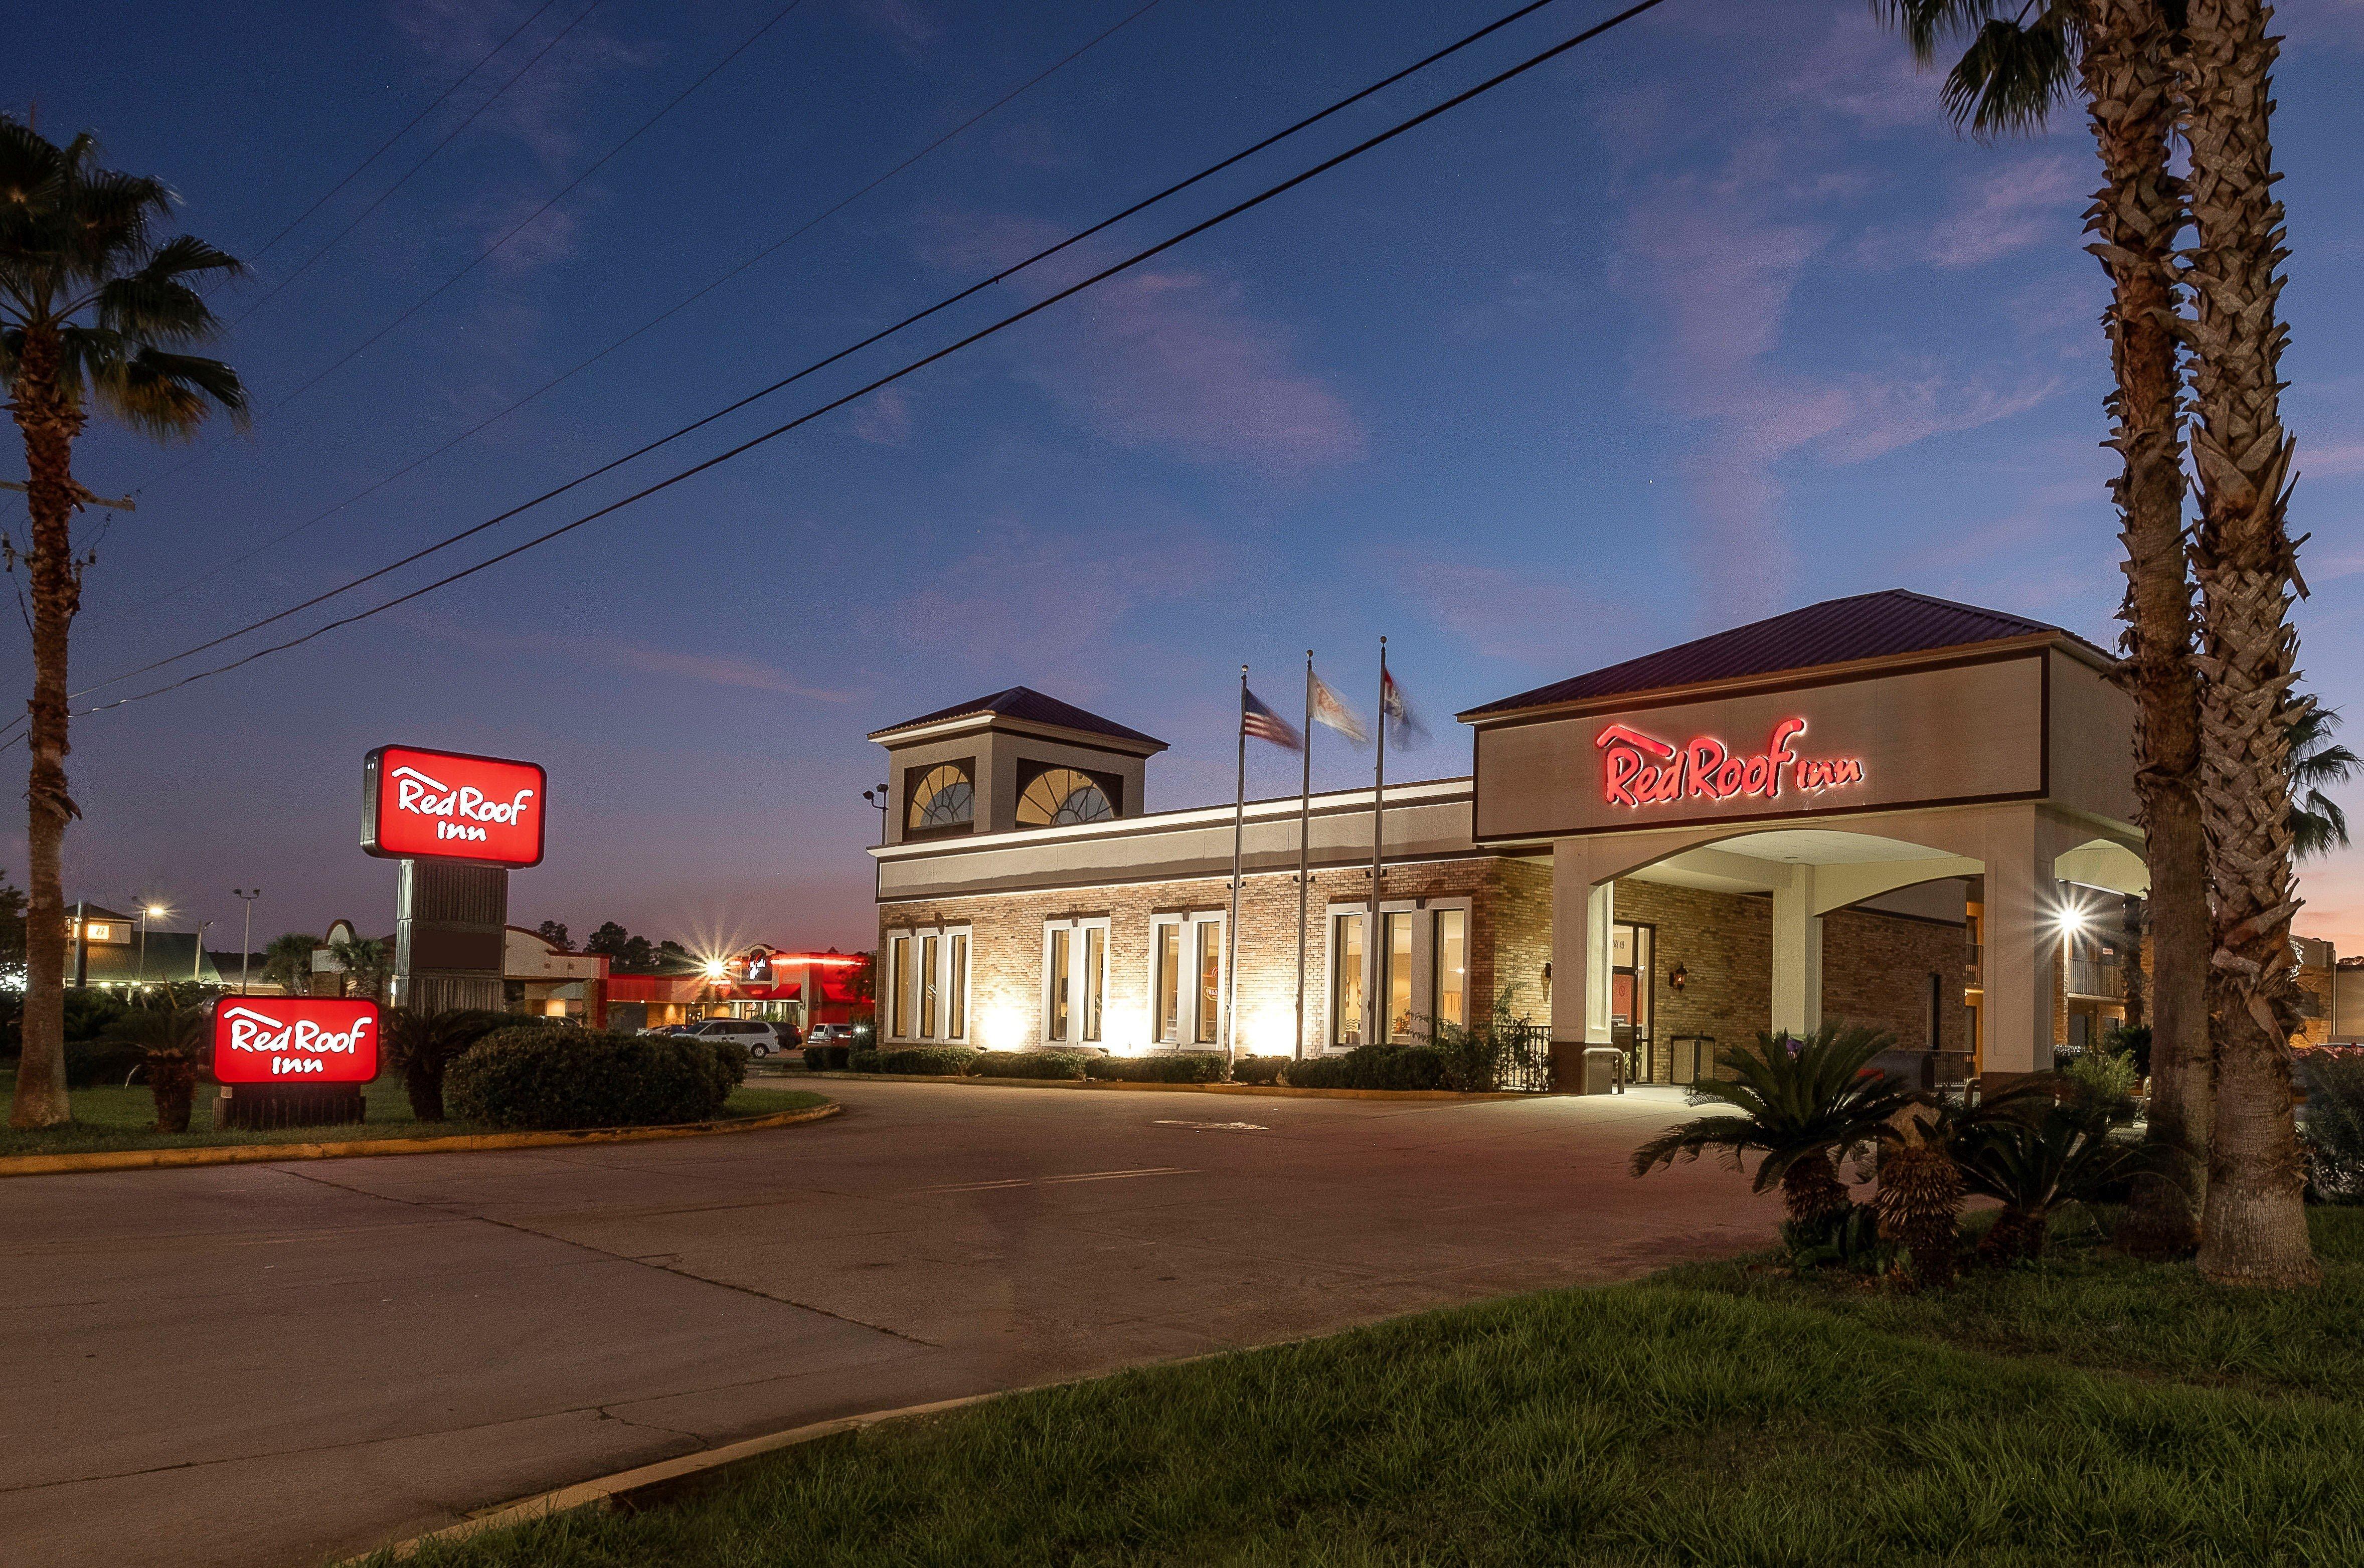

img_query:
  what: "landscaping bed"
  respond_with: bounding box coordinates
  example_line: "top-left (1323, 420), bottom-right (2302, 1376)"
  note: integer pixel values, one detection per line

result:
top-left (370, 1207), bottom-right (2364, 1567)
top-left (0, 1068), bottom-right (825, 1159)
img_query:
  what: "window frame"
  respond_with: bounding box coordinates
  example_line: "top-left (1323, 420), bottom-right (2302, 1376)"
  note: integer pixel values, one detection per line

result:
top-left (1323, 896), bottom-right (1472, 1053)
top-left (1149, 910), bottom-right (1225, 1050)
top-left (884, 923), bottom-right (972, 1044)
top-left (1042, 916), bottom-right (1112, 1048)
top-left (903, 759), bottom-right (977, 840)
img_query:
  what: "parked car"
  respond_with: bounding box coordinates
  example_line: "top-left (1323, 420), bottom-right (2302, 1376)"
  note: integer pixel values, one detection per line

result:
top-left (687, 1019), bottom-right (794, 1058)
top-left (637, 1022), bottom-right (699, 1037)
top-left (804, 1024), bottom-right (860, 1048)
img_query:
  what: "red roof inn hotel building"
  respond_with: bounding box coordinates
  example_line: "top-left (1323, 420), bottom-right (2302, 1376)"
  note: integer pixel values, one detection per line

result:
top-left (869, 592), bottom-right (2150, 1085)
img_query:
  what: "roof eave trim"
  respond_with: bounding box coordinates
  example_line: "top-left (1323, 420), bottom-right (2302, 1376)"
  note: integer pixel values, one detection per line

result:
top-left (1456, 632), bottom-right (2085, 728)
top-left (868, 713), bottom-right (1169, 754)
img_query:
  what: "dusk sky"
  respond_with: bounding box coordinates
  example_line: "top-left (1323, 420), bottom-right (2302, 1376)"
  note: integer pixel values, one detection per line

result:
top-left (19, 0), bottom-right (2364, 959)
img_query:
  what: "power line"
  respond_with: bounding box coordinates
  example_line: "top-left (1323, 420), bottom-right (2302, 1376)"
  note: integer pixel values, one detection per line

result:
top-left (236, 0), bottom-right (567, 270)
top-left (73, 0), bottom-right (1576, 697)
top-left (157, 0), bottom-right (814, 495)
top-left (103, 0), bottom-right (1169, 629)
top-left (217, 0), bottom-right (611, 335)
top-left (26, 0), bottom-right (1674, 743)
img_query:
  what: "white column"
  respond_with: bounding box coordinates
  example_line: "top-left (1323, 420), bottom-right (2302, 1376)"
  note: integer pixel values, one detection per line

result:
top-left (1550, 841), bottom-right (1616, 1046)
top-left (1981, 808), bottom-right (2054, 1075)
top-left (1770, 863), bottom-right (1822, 1038)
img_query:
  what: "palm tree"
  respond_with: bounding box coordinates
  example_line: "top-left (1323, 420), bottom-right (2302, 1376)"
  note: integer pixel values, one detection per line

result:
top-left (327, 936), bottom-right (391, 1004)
top-left (1630, 1023), bottom-right (1921, 1224)
top-left (1956, 1102), bottom-right (2158, 1263)
top-left (2286, 704), bottom-right (2357, 861)
top-left (259, 932), bottom-right (320, 996)
top-left (1875, 0), bottom-right (2212, 1258)
top-left (1, 118), bottom-right (245, 1129)
top-left (2182, 0), bottom-right (2317, 1288)
top-left (383, 1007), bottom-right (514, 1121)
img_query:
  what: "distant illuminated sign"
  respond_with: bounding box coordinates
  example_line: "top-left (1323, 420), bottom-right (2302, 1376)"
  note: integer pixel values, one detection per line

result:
top-left (1597, 718), bottom-right (1866, 809)
top-left (363, 745), bottom-right (547, 867)
top-left (211, 997), bottom-right (380, 1084)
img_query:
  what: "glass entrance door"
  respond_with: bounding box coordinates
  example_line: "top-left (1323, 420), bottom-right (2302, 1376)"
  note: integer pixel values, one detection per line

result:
top-left (1611, 922), bottom-right (1654, 1083)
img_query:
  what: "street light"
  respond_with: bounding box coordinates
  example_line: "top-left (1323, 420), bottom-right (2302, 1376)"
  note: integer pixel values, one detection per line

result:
top-left (233, 889), bottom-right (261, 994)
top-left (861, 783), bottom-right (888, 899)
top-left (194, 920), bottom-right (215, 983)
top-left (137, 902), bottom-right (168, 989)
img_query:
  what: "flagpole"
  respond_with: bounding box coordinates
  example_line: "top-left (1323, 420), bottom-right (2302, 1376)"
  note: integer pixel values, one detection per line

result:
top-left (1225, 663), bottom-right (1248, 1077)
top-left (1295, 649), bottom-right (1314, 1063)
top-left (1369, 635), bottom-right (1387, 1047)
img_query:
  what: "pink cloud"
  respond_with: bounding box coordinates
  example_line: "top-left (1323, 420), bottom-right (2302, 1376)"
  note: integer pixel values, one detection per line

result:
top-left (852, 387), bottom-right (914, 447)
top-left (916, 211), bottom-right (1365, 478)
top-left (393, 0), bottom-right (654, 170)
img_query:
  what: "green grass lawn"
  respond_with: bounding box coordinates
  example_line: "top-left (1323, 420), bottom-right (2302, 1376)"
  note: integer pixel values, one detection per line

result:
top-left (0, 1069), bottom-right (824, 1158)
top-left (376, 1209), bottom-right (2364, 1568)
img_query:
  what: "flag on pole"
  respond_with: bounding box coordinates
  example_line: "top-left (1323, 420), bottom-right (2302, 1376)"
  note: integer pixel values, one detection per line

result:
top-left (1308, 667), bottom-right (1368, 744)
top-left (1243, 688), bottom-right (1302, 750)
top-left (1381, 667), bottom-right (1428, 750)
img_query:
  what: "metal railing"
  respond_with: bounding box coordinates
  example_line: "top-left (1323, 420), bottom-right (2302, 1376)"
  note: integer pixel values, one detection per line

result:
top-left (2067, 958), bottom-right (2124, 999)
top-left (1965, 942), bottom-right (1984, 987)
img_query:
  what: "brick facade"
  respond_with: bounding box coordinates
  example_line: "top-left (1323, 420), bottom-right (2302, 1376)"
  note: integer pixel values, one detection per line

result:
top-left (885, 857), bottom-right (1967, 1070)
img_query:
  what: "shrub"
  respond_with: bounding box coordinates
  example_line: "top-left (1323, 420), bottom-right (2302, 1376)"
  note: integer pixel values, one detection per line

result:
top-left (875, 1046), bottom-right (982, 1076)
top-left (2100, 1021), bottom-right (2153, 1079)
top-left (445, 1028), bottom-right (746, 1130)
top-left (2062, 1049), bottom-right (2141, 1126)
top-left (2299, 1047), bottom-right (2364, 1203)
top-left (1283, 1044), bottom-right (1449, 1091)
top-left (850, 1049), bottom-right (884, 1073)
top-left (1408, 987), bottom-right (1551, 1092)
top-left (1232, 1055), bottom-right (1290, 1085)
top-left (62, 1036), bottom-right (148, 1088)
top-left (1087, 1052), bottom-right (1227, 1084)
top-left (804, 1044), bottom-right (851, 1072)
top-left (384, 1007), bottom-right (526, 1121)
top-left (973, 1049), bottom-right (1091, 1080)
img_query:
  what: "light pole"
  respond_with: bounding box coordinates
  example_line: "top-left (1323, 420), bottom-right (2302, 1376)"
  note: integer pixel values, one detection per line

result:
top-left (233, 889), bottom-right (260, 994)
top-left (861, 783), bottom-right (889, 899)
top-left (137, 903), bottom-right (167, 990)
top-left (194, 921), bottom-right (215, 983)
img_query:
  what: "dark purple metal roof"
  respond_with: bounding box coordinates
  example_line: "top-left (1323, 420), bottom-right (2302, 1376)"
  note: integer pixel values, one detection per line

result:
top-left (870, 685), bottom-right (1168, 749)
top-left (1462, 590), bottom-right (2102, 719)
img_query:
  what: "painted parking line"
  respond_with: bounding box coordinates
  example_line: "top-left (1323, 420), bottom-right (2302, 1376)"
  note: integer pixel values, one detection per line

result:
top-left (1151, 1121), bottom-right (1269, 1133)
top-left (908, 1167), bottom-right (1197, 1194)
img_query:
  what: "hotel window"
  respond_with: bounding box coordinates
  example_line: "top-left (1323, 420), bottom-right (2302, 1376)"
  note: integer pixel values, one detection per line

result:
top-left (1434, 909), bottom-right (1467, 1029)
top-left (946, 934), bottom-right (968, 1039)
top-left (1044, 918), bottom-right (1110, 1047)
top-left (905, 761), bottom-right (975, 837)
top-left (890, 926), bottom-right (971, 1043)
top-left (1332, 913), bottom-right (1366, 1047)
top-left (1152, 913), bottom-right (1224, 1047)
top-left (889, 935), bottom-right (910, 1038)
top-left (1382, 913), bottom-right (1415, 1043)
top-left (1156, 922), bottom-right (1183, 1042)
top-left (920, 935), bottom-right (940, 1039)
top-left (1015, 765), bottom-right (1119, 827)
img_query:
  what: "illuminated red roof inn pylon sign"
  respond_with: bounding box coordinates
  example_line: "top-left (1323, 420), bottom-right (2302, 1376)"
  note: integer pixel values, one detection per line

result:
top-left (1596, 717), bottom-right (1867, 810)
top-left (211, 996), bottom-right (381, 1084)
top-left (362, 745), bottom-right (548, 868)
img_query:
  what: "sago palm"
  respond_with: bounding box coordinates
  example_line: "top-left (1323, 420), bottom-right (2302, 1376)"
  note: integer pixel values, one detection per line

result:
top-left (2182, 0), bottom-right (2317, 1288)
top-left (1957, 1103), bottom-right (2159, 1263)
top-left (1630, 1023), bottom-right (1919, 1224)
top-left (383, 1007), bottom-right (514, 1121)
top-left (1875, 0), bottom-right (2212, 1259)
top-left (1, 117), bottom-right (245, 1129)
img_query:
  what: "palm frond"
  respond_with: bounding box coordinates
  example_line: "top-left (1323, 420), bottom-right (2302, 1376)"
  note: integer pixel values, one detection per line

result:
top-left (78, 336), bottom-right (247, 438)
top-left (1942, 14), bottom-right (2079, 138)
top-left (1631, 1021), bottom-right (1919, 1192)
top-left (1867, 0), bottom-right (2015, 66)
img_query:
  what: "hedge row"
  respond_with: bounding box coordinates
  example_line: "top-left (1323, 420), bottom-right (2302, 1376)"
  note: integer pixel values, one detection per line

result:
top-left (1280, 1044), bottom-right (1449, 1091)
top-left (445, 1028), bottom-right (747, 1130)
top-left (817, 1044), bottom-right (1447, 1090)
top-left (975, 1049), bottom-right (1094, 1080)
top-left (1087, 1053), bottom-right (1227, 1084)
top-left (849, 1046), bottom-right (978, 1076)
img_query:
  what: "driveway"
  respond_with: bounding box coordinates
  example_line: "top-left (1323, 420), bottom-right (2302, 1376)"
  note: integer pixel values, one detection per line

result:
top-left (0, 1081), bottom-right (1778, 1568)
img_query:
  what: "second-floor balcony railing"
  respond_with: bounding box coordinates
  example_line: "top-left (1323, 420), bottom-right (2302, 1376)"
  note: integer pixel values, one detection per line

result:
top-left (2068, 957), bottom-right (2124, 999)
top-left (1965, 943), bottom-right (1983, 986)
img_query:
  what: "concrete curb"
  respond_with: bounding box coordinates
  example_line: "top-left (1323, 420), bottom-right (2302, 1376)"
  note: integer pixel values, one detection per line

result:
top-left (803, 1072), bottom-right (1527, 1102)
top-left (0, 1101), bottom-right (842, 1180)
top-left (352, 1391), bottom-right (1002, 1562)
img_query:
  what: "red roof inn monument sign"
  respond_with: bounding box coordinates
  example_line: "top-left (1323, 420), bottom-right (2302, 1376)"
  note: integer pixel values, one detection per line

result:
top-left (363, 745), bottom-right (548, 1012)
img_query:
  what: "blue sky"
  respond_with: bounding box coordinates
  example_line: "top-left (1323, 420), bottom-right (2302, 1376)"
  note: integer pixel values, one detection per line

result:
top-left (19, 0), bottom-right (2364, 956)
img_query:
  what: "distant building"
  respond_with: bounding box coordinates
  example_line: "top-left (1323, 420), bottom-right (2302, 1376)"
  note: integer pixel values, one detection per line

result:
top-left (69, 903), bottom-right (227, 989)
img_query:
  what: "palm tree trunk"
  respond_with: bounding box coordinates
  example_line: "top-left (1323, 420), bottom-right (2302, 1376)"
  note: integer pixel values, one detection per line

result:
top-left (5, 324), bottom-right (84, 1130)
top-left (2081, 0), bottom-right (2212, 1258)
top-left (2181, 0), bottom-right (2317, 1288)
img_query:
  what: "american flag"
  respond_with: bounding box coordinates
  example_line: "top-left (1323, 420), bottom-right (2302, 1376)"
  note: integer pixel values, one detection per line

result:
top-left (1243, 688), bottom-right (1302, 751)
top-left (1381, 667), bottom-right (1429, 750)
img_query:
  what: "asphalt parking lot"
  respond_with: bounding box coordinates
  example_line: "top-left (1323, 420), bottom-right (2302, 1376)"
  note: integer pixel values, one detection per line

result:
top-left (0, 1079), bottom-right (1779, 1568)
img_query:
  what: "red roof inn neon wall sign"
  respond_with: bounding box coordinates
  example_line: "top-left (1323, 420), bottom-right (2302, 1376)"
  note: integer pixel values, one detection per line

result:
top-left (1597, 717), bottom-right (1866, 810)
top-left (362, 745), bottom-right (547, 867)
top-left (211, 997), bottom-right (380, 1083)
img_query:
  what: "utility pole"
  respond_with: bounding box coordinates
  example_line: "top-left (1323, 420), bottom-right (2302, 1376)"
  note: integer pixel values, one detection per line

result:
top-left (194, 921), bottom-right (214, 982)
top-left (234, 889), bottom-right (260, 994)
